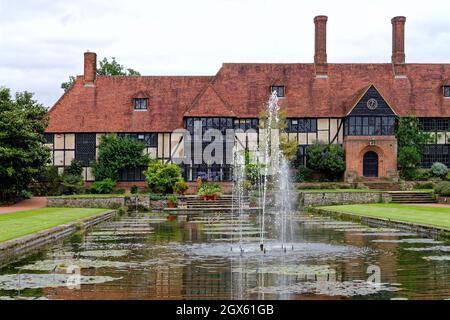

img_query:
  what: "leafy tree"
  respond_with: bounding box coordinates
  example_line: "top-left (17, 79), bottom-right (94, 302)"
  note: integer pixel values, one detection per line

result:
top-left (92, 134), bottom-right (149, 181)
top-left (258, 110), bottom-right (299, 161)
top-left (61, 57), bottom-right (140, 91)
top-left (60, 159), bottom-right (84, 195)
top-left (0, 88), bottom-right (50, 203)
top-left (31, 165), bottom-right (62, 196)
top-left (395, 114), bottom-right (432, 178)
top-left (61, 76), bottom-right (76, 92)
top-left (97, 57), bottom-right (141, 76)
top-left (144, 161), bottom-right (183, 194)
top-left (307, 143), bottom-right (345, 181)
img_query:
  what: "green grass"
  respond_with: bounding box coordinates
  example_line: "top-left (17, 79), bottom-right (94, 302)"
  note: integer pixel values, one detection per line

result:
top-left (299, 189), bottom-right (382, 193)
top-left (0, 208), bottom-right (108, 243)
top-left (321, 203), bottom-right (450, 229)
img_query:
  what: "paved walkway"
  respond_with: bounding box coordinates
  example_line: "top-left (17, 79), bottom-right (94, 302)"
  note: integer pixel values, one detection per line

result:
top-left (0, 197), bottom-right (47, 214)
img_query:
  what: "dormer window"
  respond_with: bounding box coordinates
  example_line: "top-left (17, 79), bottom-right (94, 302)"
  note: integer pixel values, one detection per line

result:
top-left (271, 85), bottom-right (285, 98)
top-left (134, 98), bottom-right (148, 110)
top-left (444, 86), bottom-right (450, 98)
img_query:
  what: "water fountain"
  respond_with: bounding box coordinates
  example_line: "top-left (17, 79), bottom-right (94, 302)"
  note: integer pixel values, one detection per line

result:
top-left (231, 91), bottom-right (297, 254)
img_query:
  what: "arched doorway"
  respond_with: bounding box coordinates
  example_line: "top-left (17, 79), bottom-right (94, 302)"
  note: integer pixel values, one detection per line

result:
top-left (363, 151), bottom-right (379, 177)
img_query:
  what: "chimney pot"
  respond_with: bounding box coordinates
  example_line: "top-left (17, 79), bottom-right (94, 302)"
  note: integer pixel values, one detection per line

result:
top-left (84, 51), bottom-right (97, 85)
top-left (314, 15), bottom-right (328, 77)
top-left (391, 16), bottom-right (406, 77)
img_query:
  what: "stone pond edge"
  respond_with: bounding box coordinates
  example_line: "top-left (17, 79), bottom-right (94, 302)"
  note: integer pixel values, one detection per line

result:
top-left (0, 210), bottom-right (116, 268)
top-left (308, 207), bottom-right (450, 240)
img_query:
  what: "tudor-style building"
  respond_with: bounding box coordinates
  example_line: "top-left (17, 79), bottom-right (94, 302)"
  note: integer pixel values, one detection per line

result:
top-left (45, 16), bottom-right (450, 185)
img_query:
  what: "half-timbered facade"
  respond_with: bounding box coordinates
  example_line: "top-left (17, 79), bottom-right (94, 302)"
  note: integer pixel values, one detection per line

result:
top-left (45, 16), bottom-right (450, 184)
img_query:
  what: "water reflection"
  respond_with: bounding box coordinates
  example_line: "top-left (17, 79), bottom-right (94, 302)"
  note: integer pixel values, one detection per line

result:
top-left (0, 212), bottom-right (448, 300)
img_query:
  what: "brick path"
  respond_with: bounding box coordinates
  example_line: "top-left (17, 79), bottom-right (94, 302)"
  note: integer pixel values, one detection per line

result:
top-left (0, 197), bottom-right (47, 214)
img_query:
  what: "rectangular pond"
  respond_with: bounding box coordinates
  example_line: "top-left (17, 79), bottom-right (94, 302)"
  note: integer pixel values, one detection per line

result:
top-left (0, 212), bottom-right (449, 300)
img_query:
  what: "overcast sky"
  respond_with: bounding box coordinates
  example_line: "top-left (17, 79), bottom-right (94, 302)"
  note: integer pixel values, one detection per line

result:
top-left (1, 0), bottom-right (449, 107)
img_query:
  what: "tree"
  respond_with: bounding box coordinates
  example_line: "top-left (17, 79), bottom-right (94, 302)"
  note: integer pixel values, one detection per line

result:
top-left (0, 88), bottom-right (50, 203)
top-left (395, 114), bottom-right (432, 177)
top-left (61, 57), bottom-right (141, 91)
top-left (307, 143), bottom-right (345, 181)
top-left (97, 57), bottom-right (141, 76)
top-left (61, 76), bottom-right (76, 92)
top-left (144, 161), bottom-right (183, 194)
top-left (60, 159), bottom-right (84, 195)
top-left (92, 134), bottom-right (150, 181)
top-left (258, 109), bottom-right (298, 160)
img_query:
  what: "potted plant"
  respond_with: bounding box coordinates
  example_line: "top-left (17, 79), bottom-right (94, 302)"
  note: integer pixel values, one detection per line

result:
top-left (174, 180), bottom-right (189, 195)
top-left (167, 194), bottom-right (178, 208)
top-left (249, 195), bottom-right (258, 208)
top-left (197, 183), bottom-right (222, 201)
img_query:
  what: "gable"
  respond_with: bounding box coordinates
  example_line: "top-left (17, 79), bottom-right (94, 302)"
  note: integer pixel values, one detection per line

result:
top-left (184, 85), bottom-right (235, 117)
top-left (347, 85), bottom-right (396, 116)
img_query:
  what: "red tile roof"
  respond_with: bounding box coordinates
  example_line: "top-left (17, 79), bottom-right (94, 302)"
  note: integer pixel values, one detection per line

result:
top-left (47, 63), bottom-right (450, 133)
top-left (47, 76), bottom-right (213, 133)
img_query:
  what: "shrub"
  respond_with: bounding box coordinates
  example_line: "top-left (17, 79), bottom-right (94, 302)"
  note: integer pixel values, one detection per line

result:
top-left (144, 161), bottom-right (183, 194)
top-left (31, 166), bottom-right (62, 196)
top-left (114, 188), bottom-right (126, 195)
top-left (149, 193), bottom-right (167, 201)
top-left (60, 160), bottom-right (84, 195)
top-left (21, 190), bottom-right (33, 200)
top-left (307, 143), bottom-right (345, 181)
top-left (414, 182), bottom-right (435, 190)
top-left (92, 134), bottom-right (149, 181)
top-left (296, 166), bottom-right (313, 183)
top-left (401, 168), bottom-right (420, 181)
top-left (60, 174), bottom-right (84, 195)
top-left (64, 160), bottom-right (83, 176)
top-left (130, 185), bottom-right (138, 194)
top-left (431, 162), bottom-right (448, 179)
top-left (174, 180), bottom-right (189, 195)
top-left (435, 181), bottom-right (450, 196)
top-left (197, 183), bottom-right (221, 197)
top-left (91, 178), bottom-right (117, 194)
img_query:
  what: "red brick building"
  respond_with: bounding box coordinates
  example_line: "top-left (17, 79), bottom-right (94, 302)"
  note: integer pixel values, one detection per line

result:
top-left (45, 16), bottom-right (450, 183)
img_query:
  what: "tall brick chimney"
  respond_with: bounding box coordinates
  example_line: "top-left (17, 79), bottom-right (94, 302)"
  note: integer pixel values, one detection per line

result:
top-left (391, 16), bottom-right (406, 77)
top-left (84, 51), bottom-right (97, 86)
top-left (314, 15), bottom-right (328, 78)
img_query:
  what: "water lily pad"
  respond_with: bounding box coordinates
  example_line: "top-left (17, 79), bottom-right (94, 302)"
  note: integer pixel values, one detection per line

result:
top-left (50, 250), bottom-right (130, 259)
top-left (19, 259), bottom-right (141, 271)
top-left (0, 274), bottom-right (121, 290)
top-left (248, 280), bottom-right (401, 297)
top-left (422, 256), bottom-right (450, 261)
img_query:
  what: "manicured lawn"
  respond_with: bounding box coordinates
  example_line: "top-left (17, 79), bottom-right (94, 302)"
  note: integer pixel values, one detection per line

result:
top-left (321, 204), bottom-right (450, 229)
top-left (0, 208), bottom-right (107, 243)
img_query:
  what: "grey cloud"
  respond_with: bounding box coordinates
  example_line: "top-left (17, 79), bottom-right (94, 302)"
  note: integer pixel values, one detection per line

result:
top-left (0, 0), bottom-right (449, 107)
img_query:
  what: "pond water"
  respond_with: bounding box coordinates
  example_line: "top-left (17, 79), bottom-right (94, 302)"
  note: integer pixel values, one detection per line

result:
top-left (0, 212), bottom-right (449, 300)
